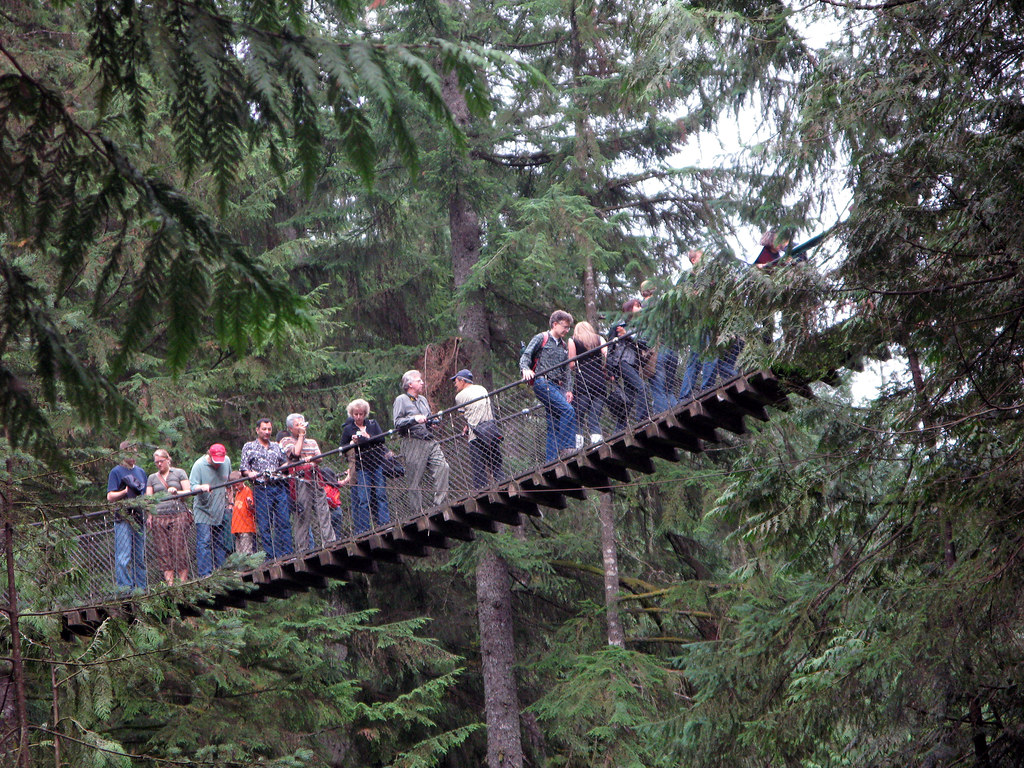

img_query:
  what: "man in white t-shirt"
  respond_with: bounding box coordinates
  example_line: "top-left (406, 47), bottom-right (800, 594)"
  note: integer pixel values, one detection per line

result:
top-left (453, 370), bottom-right (506, 490)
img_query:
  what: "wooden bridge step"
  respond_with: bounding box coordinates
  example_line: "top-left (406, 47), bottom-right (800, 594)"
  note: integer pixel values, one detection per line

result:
top-left (577, 449), bottom-right (630, 482)
top-left (598, 439), bottom-right (656, 474)
top-left (507, 480), bottom-right (567, 511)
top-left (433, 509), bottom-right (479, 539)
top-left (384, 527), bottom-right (432, 556)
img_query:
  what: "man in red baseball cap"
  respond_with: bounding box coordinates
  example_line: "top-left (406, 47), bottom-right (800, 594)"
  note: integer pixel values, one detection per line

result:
top-left (189, 443), bottom-right (233, 577)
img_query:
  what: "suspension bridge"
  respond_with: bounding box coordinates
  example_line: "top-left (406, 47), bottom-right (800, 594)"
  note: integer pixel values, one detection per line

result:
top-left (14, 362), bottom-right (808, 638)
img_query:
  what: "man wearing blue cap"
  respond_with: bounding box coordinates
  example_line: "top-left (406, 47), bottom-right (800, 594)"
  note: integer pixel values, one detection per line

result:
top-left (452, 370), bottom-right (506, 490)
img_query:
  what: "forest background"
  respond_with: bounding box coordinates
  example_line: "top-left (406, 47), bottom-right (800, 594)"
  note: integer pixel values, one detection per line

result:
top-left (3, 0), bottom-right (1024, 766)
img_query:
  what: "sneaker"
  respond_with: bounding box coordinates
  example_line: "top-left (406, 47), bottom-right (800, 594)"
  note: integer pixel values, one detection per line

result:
top-left (575, 434), bottom-right (585, 449)
top-left (590, 433), bottom-right (603, 444)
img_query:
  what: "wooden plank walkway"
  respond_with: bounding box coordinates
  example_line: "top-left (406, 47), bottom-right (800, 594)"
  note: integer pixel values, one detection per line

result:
top-left (60, 370), bottom-right (804, 637)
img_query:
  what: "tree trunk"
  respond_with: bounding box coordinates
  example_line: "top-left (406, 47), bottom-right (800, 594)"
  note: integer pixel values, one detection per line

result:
top-left (571, 0), bottom-right (624, 650)
top-left (598, 495), bottom-right (625, 647)
top-left (449, 190), bottom-right (491, 386)
top-left (476, 549), bottom-right (523, 768)
top-left (441, 12), bottom-right (521, 763)
top-left (443, 53), bottom-right (492, 388)
top-left (2, 453), bottom-right (30, 768)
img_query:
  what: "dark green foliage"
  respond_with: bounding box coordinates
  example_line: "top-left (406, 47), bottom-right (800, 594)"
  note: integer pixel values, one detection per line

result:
top-left (0, 0), bottom-right (498, 469)
top-left (10, 1), bottom-right (1024, 767)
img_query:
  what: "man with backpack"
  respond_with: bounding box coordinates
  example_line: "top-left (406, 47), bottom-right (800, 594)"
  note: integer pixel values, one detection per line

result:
top-left (452, 369), bottom-right (507, 490)
top-left (519, 310), bottom-right (577, 462)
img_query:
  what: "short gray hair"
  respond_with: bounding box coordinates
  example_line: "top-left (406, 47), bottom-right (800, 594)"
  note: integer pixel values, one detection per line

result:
top-left (285, 413), bottom-right (304, 429)
top-left (346, 398), bottom-right (371, 417)
top-left (401, 370), bottom-right (421, 392)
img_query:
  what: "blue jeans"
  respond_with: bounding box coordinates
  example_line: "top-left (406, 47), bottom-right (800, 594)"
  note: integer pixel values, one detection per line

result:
top-left (651, 348), bottom-right (679, 413)
top-left (678, 350), bottom-right (701, 401)
top-left (253, 483), bottom-right (293, 560)
top-left (351, 466), bottom-right (390, 535)
top-left (679, 350), bottom-right (718, 400)
top-left (612, 363), bottom-right (650, 431)
top-left (573, 377), bottom-right (605, 437)
top-left (114, 518), bottom-right (146, 591)
top-left (533, 376), bottom-right (576, 461)
top-left (701, 339), bottom-right (745, 389)
top-left (469, 432), bottom-right (507, 490)
top-left (196, 521), bottom-right (232, 577)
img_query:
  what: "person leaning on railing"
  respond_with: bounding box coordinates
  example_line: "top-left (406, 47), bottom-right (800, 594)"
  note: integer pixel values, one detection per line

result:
top-left (753, 228), bottom-right (792, 269)
top-left (569, 321), bottom-right (607, 446)
top-left (638, 280), bottom-right (680, 414)
top-left (340, 398), bottom-right (391, 534)
top-left (105, 440), bottom-right (148, 592)
top-left (146, 448), bottom-right (192, 586)
top-left (452, 369), bottom-right (507, 490)
top-left (519, 310), bottom-right (577, 462)
top-left (280, 413), bottom-right (334, 551)
top-left (240, 418), bottom-right (293, 560)
top-left (188, 443), bottom-right (232, 577)
top-left (606, 299), bottom-right (651, 432)
top-left (393, 370), bottom-right (450, 513)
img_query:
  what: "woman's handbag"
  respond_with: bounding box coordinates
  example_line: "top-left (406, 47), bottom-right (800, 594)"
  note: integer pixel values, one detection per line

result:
top-left (473, 419), bottom-right (503, 442)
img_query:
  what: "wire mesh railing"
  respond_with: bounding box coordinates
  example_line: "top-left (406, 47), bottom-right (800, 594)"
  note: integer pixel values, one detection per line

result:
top-left (16, 333), bottom-right (745, 610)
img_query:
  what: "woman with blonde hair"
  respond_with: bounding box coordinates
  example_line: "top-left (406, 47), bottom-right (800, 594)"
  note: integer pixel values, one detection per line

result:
top-left (146, 448), bottom-right (192, 585)
top-left (570, 321), bottom-right (608, 444)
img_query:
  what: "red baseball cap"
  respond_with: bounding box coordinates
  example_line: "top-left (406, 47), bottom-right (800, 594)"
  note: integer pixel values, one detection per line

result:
top-left (208, 443), bottom-right (227, 463)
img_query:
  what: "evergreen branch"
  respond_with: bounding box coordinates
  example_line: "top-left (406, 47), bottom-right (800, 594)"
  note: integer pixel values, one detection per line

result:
top-left (814, 0), bottom-right (922, 9)
top-left (470, 148), bottom-right (553, 168)
top-left (549, 560), bottom-right (665, 593)
top-left (28, 725), bottom-right (268, 767)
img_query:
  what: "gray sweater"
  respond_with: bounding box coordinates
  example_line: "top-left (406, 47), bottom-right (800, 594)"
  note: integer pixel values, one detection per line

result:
top-left (392, 392), bottom-right (434, 440)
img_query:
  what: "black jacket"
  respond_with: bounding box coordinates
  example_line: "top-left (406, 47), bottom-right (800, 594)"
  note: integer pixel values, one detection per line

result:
top-left (606, 319), bottom-right (647, 371)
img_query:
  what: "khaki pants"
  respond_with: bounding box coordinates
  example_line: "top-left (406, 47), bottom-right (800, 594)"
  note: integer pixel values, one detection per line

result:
top-left (234, 532), bottom-right (257, 555)
top-left (292, 476), bottom-right (334, 550)
top-left (401, 438), bottom-right (450, 512)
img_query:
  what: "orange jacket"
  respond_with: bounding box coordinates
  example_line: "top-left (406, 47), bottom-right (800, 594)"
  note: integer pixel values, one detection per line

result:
top-left (231, 485), bottom-right (256, 534)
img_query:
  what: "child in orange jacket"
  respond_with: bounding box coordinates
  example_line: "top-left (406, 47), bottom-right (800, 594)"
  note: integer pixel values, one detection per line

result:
top-left (228, 471), bottom-right (257, 555)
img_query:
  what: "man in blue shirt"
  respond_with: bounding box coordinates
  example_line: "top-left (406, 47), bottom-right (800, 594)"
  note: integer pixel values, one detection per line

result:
top-left (106, 440), bottom-right (149, 591)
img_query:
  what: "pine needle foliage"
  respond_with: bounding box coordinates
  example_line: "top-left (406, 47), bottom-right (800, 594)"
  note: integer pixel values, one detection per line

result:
top-left (0, 0), bottom-right (504, 469)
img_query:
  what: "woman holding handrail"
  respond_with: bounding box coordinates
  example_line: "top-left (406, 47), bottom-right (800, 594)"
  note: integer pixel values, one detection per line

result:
top-left (570, 321), bottom-right (608, 445)
top-left (340, 399), bottom-right (391, 535)
top-left (146, 448), bottom-right (192, 585)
